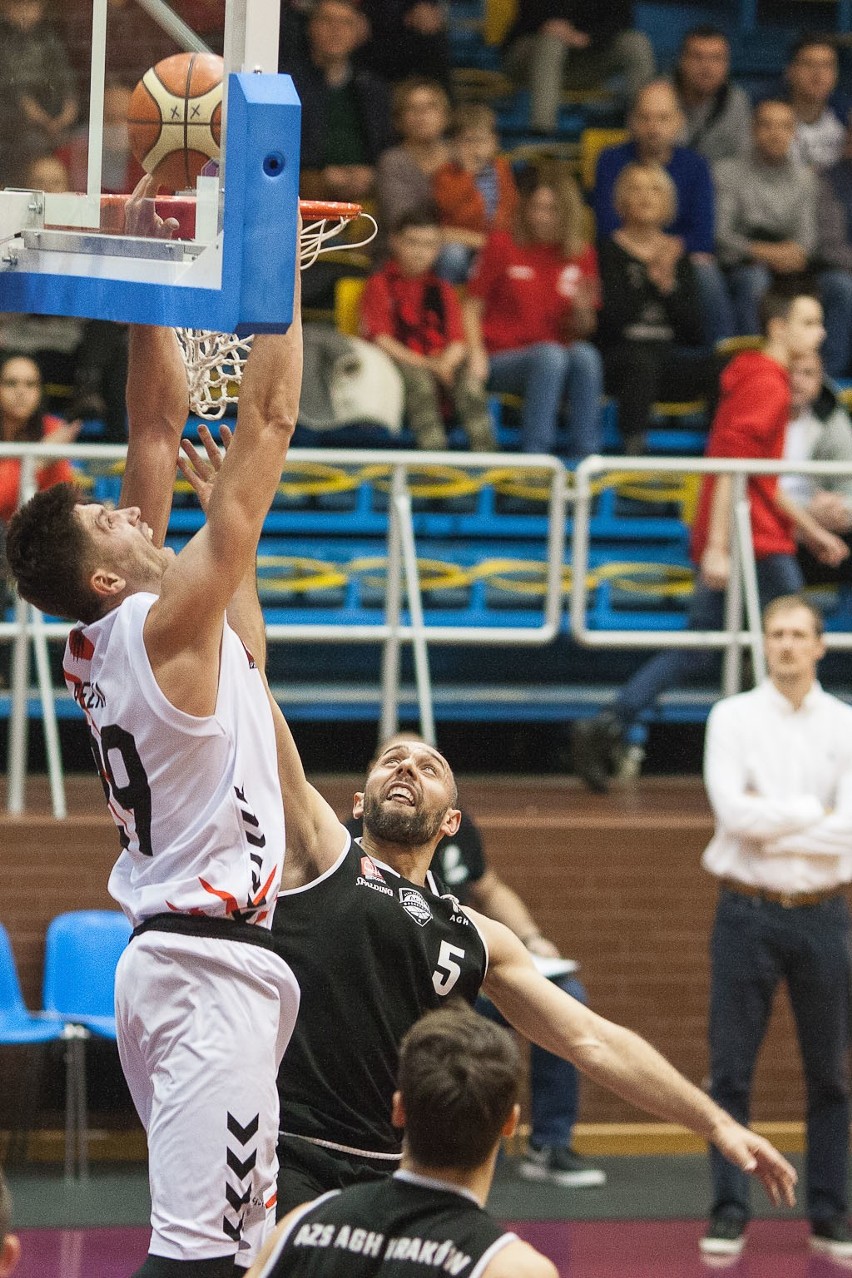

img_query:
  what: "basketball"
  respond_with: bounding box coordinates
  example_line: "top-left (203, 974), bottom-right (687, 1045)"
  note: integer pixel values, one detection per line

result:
top-left (127, 52), bottom-right (223, 191)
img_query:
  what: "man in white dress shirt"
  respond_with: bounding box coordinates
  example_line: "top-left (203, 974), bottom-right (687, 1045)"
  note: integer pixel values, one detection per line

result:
top-left (700, 594), bottom-right (852, 1259)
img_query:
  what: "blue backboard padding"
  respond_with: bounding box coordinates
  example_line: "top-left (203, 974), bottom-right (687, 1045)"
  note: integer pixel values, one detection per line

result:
top-left (0, 74), bottom-right (301, 333)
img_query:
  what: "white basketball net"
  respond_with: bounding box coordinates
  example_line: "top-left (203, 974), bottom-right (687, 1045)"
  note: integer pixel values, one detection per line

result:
top-left (176, 211), bottom-right (377, 420)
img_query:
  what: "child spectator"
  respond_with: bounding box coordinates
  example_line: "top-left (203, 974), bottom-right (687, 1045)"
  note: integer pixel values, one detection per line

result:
top-left (599, 163), bottom-right (720, 453)
top-left (360, 210), bottom-right (495, 451)
top-left (0, 354), bottom-right (79, 527)
top-left (376, 78), bottom-right (451, 247)
top-left (432, 104), bottom-right (519, 283)
top-left (0, 0), bottom-right (77, 185)
top-left (463, 166), bottom-right (603, 459)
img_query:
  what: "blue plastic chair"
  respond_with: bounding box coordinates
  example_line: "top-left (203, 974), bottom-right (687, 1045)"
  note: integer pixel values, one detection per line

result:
top-left (0, 922), bottom-right (65, 1162)
top-left (42, 910), bottom-right (132, 1177)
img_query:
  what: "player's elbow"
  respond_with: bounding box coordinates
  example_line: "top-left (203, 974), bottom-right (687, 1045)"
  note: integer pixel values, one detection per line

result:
top-left (266, 408), bottom-right (298, 441)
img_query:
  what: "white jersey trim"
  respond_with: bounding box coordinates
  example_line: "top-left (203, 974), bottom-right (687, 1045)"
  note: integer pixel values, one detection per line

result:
top-left (393, 1169), bottom-right (481, 1206)
top-left (470, 1233), bottom-right (520, 1278)
top-left (282, 1131), bottom-right (403, 1161)
top-left (255, 1190), bottom-right (341, 1277)
top-left (278, 829), bottom-right (352, 897)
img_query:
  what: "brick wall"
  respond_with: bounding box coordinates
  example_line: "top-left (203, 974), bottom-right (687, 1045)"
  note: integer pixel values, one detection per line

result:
top-left (0, 776), bottom-right (837, 1125)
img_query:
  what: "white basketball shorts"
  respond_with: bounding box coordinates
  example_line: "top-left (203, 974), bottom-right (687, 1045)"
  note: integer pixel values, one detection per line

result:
top-left (115, 929), bottom-right (300, 1267)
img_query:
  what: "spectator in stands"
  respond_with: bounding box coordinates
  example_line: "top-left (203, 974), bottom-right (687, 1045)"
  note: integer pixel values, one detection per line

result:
top-left (22, 150), bottom-right (70, 193)
top-left (571, 286), bottom-right (848, 793)
top-left (358, 0), bottom-right (452, 92)
top-left (463, 166), bottom-right (602, 460)
top-left (0, 0), bottom-right (77, 184)
top-left (432, 104), bottom-right (519, 284)
top-left (814, 126), bottom-right (852, 378)
top-left (62, 79), bottom-right (143, 196)
top-left (360, 209), bottom-right (495, 452)
top-left (593, 79), bottom-right (731, 345)
top-left (502, 1), bottom-right (654, 136)
top-left (598, 163), bottom-right (720, 454)
top-left (0, 1171), bottom-right (20, 1276)
top-left (376, 78), bottom-right (451, 245)
top-left (347, 739), bottom-right (606, 1190)
top-left (0, 354), bottom-right (79, 528)
top-left (715, 99), bottom-right (817, 337)
top-left (782, 351), bottom-right (852, 586)
top-left (281, 0), bottom-right (393, 203)
top-left (672, 26), bottom-right (751, 165)
top-left (785, 34), bottom-right (848, 171)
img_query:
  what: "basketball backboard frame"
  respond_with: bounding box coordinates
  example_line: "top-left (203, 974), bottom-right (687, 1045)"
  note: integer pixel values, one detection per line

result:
top-left (0, 0), bottom-right (300, 334)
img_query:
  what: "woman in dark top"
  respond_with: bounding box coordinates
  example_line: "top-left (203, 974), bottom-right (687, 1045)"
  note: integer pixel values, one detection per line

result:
top-left (599, 162), bottom-right (720, 453)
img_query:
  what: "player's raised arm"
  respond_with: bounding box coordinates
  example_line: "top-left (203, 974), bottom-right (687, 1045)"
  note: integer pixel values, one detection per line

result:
top-left (144, 237), bottom-right (302, 706)
top-left (472, 911), bottom-right (798, 1210)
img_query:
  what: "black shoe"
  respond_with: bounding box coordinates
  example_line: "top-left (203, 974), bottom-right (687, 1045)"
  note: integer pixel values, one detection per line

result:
top-left (570, 713), bottom-right (624, 793)
top-left (699, 1214), bottom-right (746, 1257)
top-left (518, 1144), bottom-right (607, 1187)
top-left (810, 1217), bottom-right (852, 1258)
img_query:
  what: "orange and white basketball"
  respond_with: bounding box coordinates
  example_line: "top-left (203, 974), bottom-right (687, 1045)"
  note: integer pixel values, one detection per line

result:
top-left (127, 52), bottom-right (223, 191)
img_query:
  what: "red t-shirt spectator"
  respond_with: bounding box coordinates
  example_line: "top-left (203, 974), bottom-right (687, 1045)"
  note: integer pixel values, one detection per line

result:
top-left (466, 230), bottom-right (599, 352)
top-left (360, 261), bottom-right (465, 356)
top-left (0, 415), bottom-right (75, 524)
top-left (691, 350), bottom-right (795, 563)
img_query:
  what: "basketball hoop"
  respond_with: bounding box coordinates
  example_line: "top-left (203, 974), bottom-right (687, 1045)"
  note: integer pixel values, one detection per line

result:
top-left (176, 200), bottom-right (376, 420)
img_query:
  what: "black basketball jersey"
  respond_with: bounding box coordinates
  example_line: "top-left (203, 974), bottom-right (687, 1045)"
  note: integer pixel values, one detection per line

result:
top-left (257, 1171), bottom-right (516, 1277)
top-left (272, 834), bottom-right (488, 1157)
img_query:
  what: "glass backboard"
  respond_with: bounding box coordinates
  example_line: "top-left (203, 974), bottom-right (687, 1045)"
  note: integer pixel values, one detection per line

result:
top-left (0, 0), bottom-right (300, 334)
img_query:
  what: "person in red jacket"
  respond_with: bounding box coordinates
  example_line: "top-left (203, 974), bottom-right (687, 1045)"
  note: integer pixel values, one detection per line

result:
top-left (571, 286), bottom-right (850, 792)
top-left (0, 353), bottom-right (78, 527)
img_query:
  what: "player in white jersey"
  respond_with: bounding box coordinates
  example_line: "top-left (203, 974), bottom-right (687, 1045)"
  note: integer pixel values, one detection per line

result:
top-left (5, 188), bottom-right (303, 1278)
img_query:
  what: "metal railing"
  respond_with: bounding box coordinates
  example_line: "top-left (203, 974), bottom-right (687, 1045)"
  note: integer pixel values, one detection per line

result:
top-left (1, 444), bottom-right (567, 815)
top-left (571, 454), bottom-right (852, 698)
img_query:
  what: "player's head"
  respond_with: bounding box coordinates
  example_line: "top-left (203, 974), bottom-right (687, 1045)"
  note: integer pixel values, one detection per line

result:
top-left (393, 1004), bottom-right (520, 1171)
top-left (758, 285), bottom-right (825, 358)
top-left (0, 1170), bottom-right (21, 1277)
top-left (6, 485), bottom-right (173, 623)
top-left (355, 734), bottom-right (460, 848)
top-left (762, 595), bottom-right (825, 685)
top-left (389, 209), bottom-right (442, 278)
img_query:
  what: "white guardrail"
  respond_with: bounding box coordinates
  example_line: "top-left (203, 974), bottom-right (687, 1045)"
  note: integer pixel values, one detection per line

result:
top-left (6, 444), bottom-right (852, 817)
top-left (0, 445), bottom-right (567, 816)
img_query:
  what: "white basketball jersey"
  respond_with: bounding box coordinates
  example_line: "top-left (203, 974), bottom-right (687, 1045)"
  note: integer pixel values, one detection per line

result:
top-left (63, 592), bottom-right (284, 928)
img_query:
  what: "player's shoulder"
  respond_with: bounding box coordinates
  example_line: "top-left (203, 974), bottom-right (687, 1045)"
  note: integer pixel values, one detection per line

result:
top-left (484, 1238), bottom-right (558, 1278)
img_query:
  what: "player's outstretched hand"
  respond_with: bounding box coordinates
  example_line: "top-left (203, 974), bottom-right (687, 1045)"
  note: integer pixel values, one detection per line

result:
top-left (709, 1116), bottom-right (797, 1208)
top-left (178, 423), bottom-right (232, 513)
top-left (125, 174), bottom-right (180, 240)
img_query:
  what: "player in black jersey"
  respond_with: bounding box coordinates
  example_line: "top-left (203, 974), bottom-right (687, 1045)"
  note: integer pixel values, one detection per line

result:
top-left (268, 720), bottom-right (798, 1217)
top-left (245, 1005), bottom-right (556, 1278)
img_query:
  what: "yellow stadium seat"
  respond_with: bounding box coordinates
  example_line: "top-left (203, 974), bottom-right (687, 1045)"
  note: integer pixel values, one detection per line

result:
top-left (579, 127), bottom-right (628, 191)
top-left (483, 0), bottom-right (517, 46)
top-left (334, 276), bottom-right (366, 337)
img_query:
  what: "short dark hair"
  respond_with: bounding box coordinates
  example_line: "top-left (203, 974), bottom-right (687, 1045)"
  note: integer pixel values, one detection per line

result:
top-left (398, 1004), bottom-right (520, 1170)
top-left (789, 32), bottom-right (837, 62)
top-left (391, 207), bottom-right (441, 236)
top-left (758, 281), bottom-right (819, 336)
top-left (753, 95), bottom-right (795, 121)
top-left (680, 24), bottom-right (728, 52)
top-left (0, 1168), bottom-right (11, 1251)
top-left (5, 483), bottom-right (102, 622)
top-left (763, 594), bottom-right (824, 637)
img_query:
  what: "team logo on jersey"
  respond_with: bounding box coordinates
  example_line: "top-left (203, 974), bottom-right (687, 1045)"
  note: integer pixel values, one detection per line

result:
top-left (360, 855), bottom-right (385, 882)
top-left (399, 887), bottom-right (432, 927)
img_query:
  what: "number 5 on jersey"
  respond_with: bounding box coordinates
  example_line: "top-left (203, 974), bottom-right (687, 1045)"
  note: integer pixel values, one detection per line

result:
top-left (432, 940), bottom-right (466, 996)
